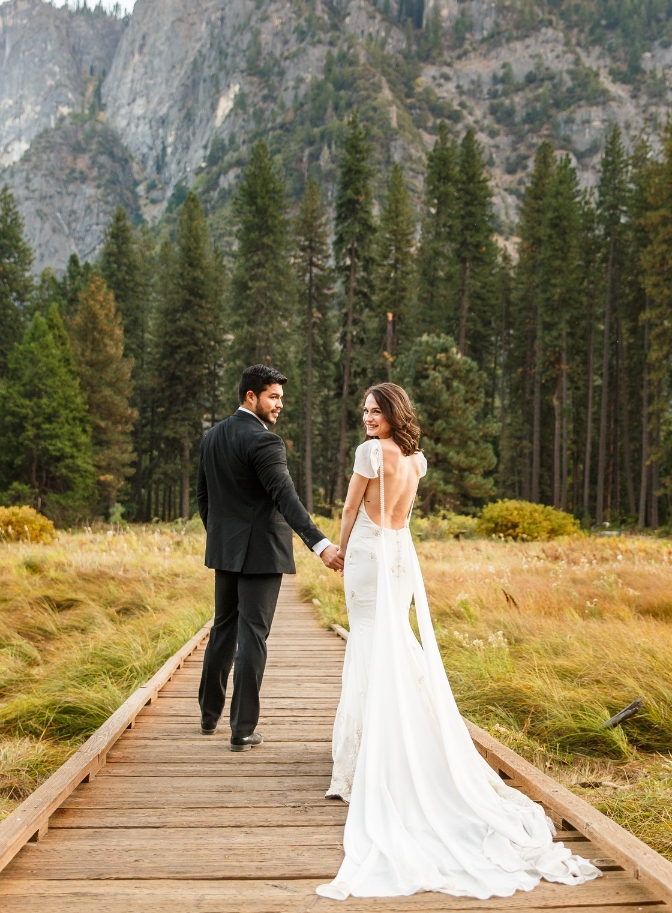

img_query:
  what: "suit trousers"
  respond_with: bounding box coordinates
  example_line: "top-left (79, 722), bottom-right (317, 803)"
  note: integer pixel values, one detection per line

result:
top-left (198, 570), bottom-right (283, 737)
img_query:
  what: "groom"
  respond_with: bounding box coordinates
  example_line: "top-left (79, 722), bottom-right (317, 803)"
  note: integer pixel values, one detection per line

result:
top-left (196, 364), bottom-right (343, 750)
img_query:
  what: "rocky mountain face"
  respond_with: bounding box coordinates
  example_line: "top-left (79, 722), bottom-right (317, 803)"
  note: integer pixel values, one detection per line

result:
top-left (0, 0), bottom-right (128, 272)
top-left (0, 0), bottom-right (124, 166)
top-left (2, 0), bottom-right (671, 273)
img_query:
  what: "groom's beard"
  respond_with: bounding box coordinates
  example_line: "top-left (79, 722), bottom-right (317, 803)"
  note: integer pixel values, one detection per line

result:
top-left (254, 404), bottom-right (280, 425)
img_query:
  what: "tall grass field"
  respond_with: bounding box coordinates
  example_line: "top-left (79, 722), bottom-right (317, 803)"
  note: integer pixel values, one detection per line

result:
top-left (0, 521), bottom-right (670, 863)
top-left (295, 520), bottom-right (672, 861)
top-left (0, 522), bottom-right (212, 821)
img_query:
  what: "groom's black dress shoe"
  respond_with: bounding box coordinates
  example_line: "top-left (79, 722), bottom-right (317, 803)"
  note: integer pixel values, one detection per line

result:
top-left (200, 720), bottom-right (218, 735)
top-left (230, 732), bottom-right (263, 752)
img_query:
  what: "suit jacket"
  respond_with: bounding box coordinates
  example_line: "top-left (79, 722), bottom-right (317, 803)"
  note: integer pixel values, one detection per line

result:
top-left (196, 410), bottom-right (324, 574)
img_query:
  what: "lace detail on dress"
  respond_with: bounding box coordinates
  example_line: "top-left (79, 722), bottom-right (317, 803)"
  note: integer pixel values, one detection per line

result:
top-left (326, 724), bottom-right (361, 802)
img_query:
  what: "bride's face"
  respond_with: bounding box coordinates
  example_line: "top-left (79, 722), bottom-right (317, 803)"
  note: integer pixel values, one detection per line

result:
top-left (363, 395), bottom-right (392, 439)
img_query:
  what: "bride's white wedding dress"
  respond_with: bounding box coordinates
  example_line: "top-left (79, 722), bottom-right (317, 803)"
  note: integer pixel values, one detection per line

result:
top-left (317, 440), bottom-right (600, 901)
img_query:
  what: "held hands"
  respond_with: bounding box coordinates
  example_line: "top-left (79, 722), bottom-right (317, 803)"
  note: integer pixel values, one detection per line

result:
top-left (320, 544), bottom-right (344, 574)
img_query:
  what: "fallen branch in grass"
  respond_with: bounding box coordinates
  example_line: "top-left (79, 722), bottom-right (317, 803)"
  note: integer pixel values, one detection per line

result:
top-left (602, 698), bottom-right (644, 730)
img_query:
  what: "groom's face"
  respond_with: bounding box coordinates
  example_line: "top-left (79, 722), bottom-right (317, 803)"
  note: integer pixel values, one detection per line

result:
top-left (246, 384), bottom-right (284, 425)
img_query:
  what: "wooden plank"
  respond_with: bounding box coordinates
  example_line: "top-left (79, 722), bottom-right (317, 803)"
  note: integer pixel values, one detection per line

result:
top-left (3, 843), bottom-right (344, 880)
top-left (48, 806), bottom-right (349, 829)
top-left (61, 788), bottom-right (337, 809)
top-left (0, 618), bottom-right (213, 874)
top-left (58, 775), bottom-right (331, 791)
top-left (99, 762), bottom-right (334, 777)
top-left (119, 725), bottom-right (333, 740)
top-left (107, 739), bottom-right (333, 754)
top-left (0, 874), bottom-right (663, 911)
top-left (106, 744), bottom-right (333, 763)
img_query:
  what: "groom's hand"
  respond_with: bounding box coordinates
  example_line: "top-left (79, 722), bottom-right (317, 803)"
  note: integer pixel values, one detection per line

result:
top-left (320, 544), bottom-right (344, 572)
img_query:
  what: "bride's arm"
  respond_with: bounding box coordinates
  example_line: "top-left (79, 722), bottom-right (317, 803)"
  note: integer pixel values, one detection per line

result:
top-left (338, 473), bottom-right (369, 557)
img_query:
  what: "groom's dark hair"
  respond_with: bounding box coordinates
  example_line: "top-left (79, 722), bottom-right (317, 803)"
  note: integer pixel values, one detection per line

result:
top-left (238, 365), bottom-right (288, 403)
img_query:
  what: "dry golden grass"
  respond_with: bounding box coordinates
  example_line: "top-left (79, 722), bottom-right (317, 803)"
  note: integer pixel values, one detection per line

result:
top-left (0, 522), bottom-right (212, 820)
top-left (2, 519), bottom-right (669, 862)
top-left (295, 523), bottom-right (672, 860)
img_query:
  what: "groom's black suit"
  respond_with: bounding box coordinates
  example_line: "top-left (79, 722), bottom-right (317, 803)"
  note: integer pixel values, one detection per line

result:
top-left (196, 409), bottom-right (325, 736)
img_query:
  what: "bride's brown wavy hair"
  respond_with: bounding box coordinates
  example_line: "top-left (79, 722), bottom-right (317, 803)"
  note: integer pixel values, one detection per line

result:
top-left (362, 383), bottom-right (421, 456)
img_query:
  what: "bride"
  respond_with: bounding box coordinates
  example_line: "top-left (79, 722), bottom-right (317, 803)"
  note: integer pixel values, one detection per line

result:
top-left (317, 383), bottom-right (600, 901)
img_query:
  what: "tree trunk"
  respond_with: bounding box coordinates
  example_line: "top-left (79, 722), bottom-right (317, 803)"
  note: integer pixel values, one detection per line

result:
top-left (498, 292), bottom-right (509, 494)
top-left (561, 327), bottom-right (568, 511)
top-left (553, 367), bottom-right (561, 509)
top-left (582, 302), bottom-right (595, 521)
top-left (385, 311), bottom-right (394, 382)
top-left (522, 324), bottom-right (534, 501)
top-left (650, 400), bottom-right (660, 528)
top-left (531, 299), bottom-right (542, 503)
top-left (180, 439), bottom-right (190, 519)
top-left (616, 300), bottom-right (636, 517)
top-left (638, 315), bottom-right (649, 527)
top-left (596, 237), bottom-right (614, 525)
top-left (335, 244), bottom-right (357, 502)
top-left (135, 389), bottom-right (144, 519)
top-left (304, 261), bottom-right (314, 513)
top-left (458, 259), bottom-right (471, 355)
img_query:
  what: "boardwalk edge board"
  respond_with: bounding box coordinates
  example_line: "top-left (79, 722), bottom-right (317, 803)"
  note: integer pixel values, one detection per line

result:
top-left (0, 619), bottom-right (213, 873)
top-left (331, 622), bottom-right (672, 906)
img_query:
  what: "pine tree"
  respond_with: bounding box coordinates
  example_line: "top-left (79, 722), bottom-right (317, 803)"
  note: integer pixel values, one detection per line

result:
top-left (99, 207), bottom-right (151, 517)
top-left (595, 125), bottom-right (629, 524)
top-left (578, 194), bottom-right (602, 522)
top-left (334, 112), bottom-right (377, 501)
top-left (155, 192), bottom-right (214, 518)
top-left (69, 274), bottom-right (136, 510)
top-left (230, 139), bottom-right (293, 371)
top-left (294, 177), bottom-right (334, 512)
top-left (455, 128), bottom-right (496, 358)
top-left (642, 124), bottom-right (672, 529)
top-left (540, 155), bottom-right (582, 510)
top-left (416, 122), bottom-right (459, 335)
top-left (627, 138), bottom-right (655, 527)
top-left (397, 334), bottom-right (497, 510)
top-left (99, 207), bottom-right (147, 362)
top-left (374, 164), bottom-right (416, 378)
top-left (205, 248), bottom-right (228, 426)
top-left (32, 268), bottom-right (62, 319)
top-left (513, 141), bottom-right (555, 502)
top-left (0, 314), bottom-right (95, 521)
top-left (0, 185), bottom-right (34, 377)
top-left (58, 253), bottom-right (92, 320)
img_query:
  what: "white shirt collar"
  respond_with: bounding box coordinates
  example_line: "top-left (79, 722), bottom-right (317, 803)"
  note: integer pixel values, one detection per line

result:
top-left (237, 406), bottom-right (267, 430)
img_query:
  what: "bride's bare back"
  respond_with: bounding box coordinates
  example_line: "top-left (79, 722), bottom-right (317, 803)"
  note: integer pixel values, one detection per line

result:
top-left (362, 438), bottom-right (423, 530)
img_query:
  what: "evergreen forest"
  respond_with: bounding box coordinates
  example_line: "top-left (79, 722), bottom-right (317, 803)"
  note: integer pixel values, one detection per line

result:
top-left (2, 113), bottom-right (672, 530)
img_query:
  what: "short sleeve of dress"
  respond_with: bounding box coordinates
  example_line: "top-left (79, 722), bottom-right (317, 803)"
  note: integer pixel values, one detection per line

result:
top-left (352, 440), bottom-right (380, 478)
top-left (418, 452), bottom-right (428, 478)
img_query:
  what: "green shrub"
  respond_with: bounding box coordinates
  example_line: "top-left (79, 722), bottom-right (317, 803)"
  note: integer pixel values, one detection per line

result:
top-left (478, 499), bottom-right (580, 541)
top-left (0, 507), bottom-right (56, 544)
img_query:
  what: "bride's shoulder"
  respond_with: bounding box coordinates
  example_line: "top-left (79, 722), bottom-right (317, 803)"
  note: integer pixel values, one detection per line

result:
top-left (352, 439), bottom-right (381, 478)
top-left (356, 439), bottom-right (379, 455)
top-left (415, 450), bottom-right (428, 478)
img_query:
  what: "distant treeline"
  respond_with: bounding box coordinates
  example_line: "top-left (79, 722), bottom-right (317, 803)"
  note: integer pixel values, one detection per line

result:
top-left (1, 115), bottom-right (671, 528)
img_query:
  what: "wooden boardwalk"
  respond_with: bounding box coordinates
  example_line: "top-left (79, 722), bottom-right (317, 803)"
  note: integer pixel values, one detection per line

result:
top-left (0, 578), bottom-right (671, 912)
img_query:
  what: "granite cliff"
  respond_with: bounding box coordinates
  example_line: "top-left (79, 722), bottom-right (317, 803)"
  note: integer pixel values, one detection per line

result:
top-left (1, 0), bottom-right (671, 272)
